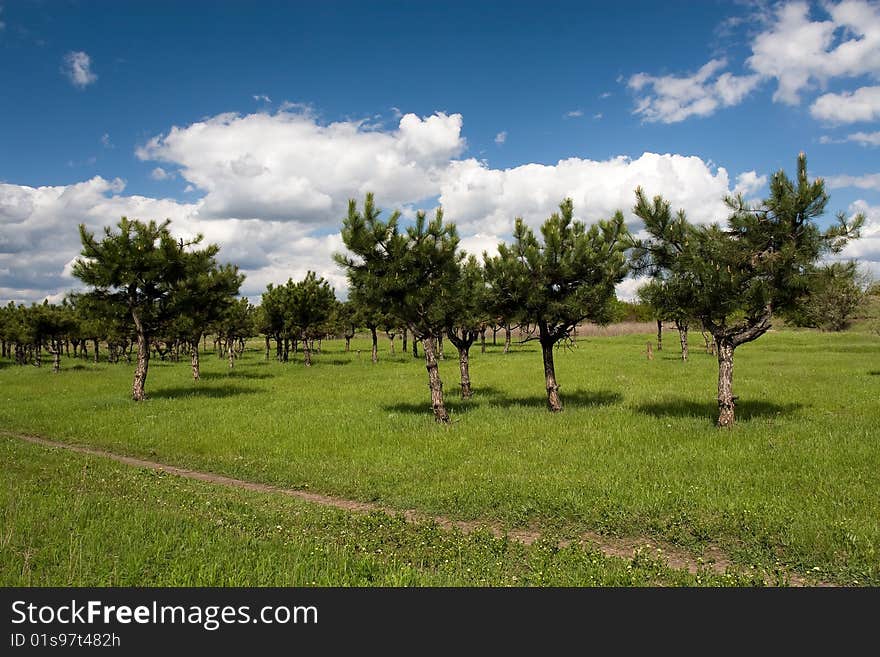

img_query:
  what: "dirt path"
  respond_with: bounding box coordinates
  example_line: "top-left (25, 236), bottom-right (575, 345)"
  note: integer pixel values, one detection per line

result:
top-left (6, 431), bottom-right (824, 586)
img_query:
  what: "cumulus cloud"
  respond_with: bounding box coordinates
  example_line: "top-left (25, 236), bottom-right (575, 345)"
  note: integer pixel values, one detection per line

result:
top-left (253, 94), bottom-right (271, 103)
top-left (810, 85), bottom-right (880, 123)
top-left (100, 133), bottom-right (113, 149)
top-left (61, 51), bottom-right (97, 89)
top-left (825, 172), bottom-right (880, 191)
top-left (629, 58), bottom-right (760, 123)
top-left (136, 109), bottom-right (465, 223)
top-left (150, 167), bottom-right (173, 181)
top-left (494, 131), bottom-right (507, 145)
top-left (733, 170), bottom-right (768, 197)
top-left (437, 152), bottom-right (738, 235)
top-left (748, 0), bottom-right (880, 105)
top-left (3, 109), bottom-right (783, 304)
top-left (843, 130), bottom-right (880, 146)
top-left (629, 1), bottom-right (880, 120)
top-left (836, 200), bottom-right (880, 277)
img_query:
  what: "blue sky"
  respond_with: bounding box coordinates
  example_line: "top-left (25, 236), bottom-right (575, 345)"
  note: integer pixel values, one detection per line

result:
top-left (1, 0), bottom-right (879, 302)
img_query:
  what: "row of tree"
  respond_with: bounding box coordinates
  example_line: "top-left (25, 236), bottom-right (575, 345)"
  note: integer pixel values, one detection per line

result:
top-left (1, 153), bottom-right (865, 427)
top-left (334, 154), bottom-right (863, 427)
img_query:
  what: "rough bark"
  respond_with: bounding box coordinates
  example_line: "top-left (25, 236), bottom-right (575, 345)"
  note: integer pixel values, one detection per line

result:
top-left (656, 319), bottom-right (663, 351)
top-left (422, 335), bottom-right (450, 423)
top-left (504, 326), bottom-right (512, 354)
top-left (191, 341), bottom-right (200, 380)
top-left (480, 327), bottom-right (486, 354)
top-left (227, 338), bottom-right (235, 369)
top-left (51, 343), bottom-right (61, 374)
top-left (675, 320), bottom-right (689, 362)
top-left (303, 336), bottom-right (312, 367)
top-left (132, 314), bottom-right (149, 401)
top-left (412, 338), bottom-right (419, 358)
top-left (34, 344), bottom-right (42, 368)
top-left (93, 338), bottom-right (99, 363)
top-left (401, 328), bottom-right (408, 354)
top-left (716, 338), bottom-right (735, 428)
top-left (387, 332), bottom-right (396, 355)
top-left (458, 347), bottom-right (472, 398)
top-left (344, 336), bottom-right (351, 352)
top-left (540, 334), bottom-right (563, 412)
top-left (370, 326), bottom-right (378, 363)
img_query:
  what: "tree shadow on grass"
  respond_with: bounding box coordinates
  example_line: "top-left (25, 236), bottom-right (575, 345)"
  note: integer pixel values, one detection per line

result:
top-left (148, 385), bottom-right (259, 399)
top-left (382, 387), bottom-right (622, 415)
top-left (200, 370), bottom-right (274, 380)
top-left (869, 370), bottom-right (880, 376)
top-left (636, 398), bottom-right (803, 423)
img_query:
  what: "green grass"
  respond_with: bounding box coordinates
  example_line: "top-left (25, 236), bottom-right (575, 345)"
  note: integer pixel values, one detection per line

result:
top-left (1, 329), bottom-right (878, 585)
top-left (0, 438), bottom-right (758, 586)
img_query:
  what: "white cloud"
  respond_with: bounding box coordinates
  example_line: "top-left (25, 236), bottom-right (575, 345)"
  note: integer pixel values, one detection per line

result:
top-left (748, 0), bottom-right (880, 105)
top-left (825, 172), bottom-right (880, 191)
top-left (836, 200), bottom-right (880, 277)
top-left (565, 110), bottom-right (584, 118)
top-left (810, 85), bottom-right (880, 123)
top-left (615, 275), bottom-right (650, 302)
top-left (438, 152), bottom-right (739, 235)
top-left (100, 133), bottom-right (113, 149)
top-left (844, 130), bottom-right (880, 146)
top-left (628, 1), bottom-right (880, 120)
top-left (150, 167), bottom-right (173, 181)
top-left (61, 51), bottom-right (97, 89)
top-left (137, 109), bottom-right (465, 222)
top-left (733, 170), bottom-right (768, 197)
top-left (494, 131), bottom-right (507, 145)
top-left (599, 92), bottom-right (612, 99)
top-left (629, 58), bottom-right (760, 123)
top-left (3, 109), bottom-right (780, 304)
top-left (593, 113), bottom-right (603, 120)
top-left (253, 94), bottom-right (271, 103)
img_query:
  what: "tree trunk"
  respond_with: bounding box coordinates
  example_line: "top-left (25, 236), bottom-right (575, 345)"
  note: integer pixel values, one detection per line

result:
top-left (656, 319), bottom-right (663, 351)
top-left (345, 336), bottom-right (351, 352)
top-left (227, 338), bottom-right (235, 369)
top-left (412, 337), bottom-right (419, 358)
top-left (438, 334), bottom-right (444, 360)
top-left (132, 324), bottom-right (149, 401)
top-left (264, 335), bottom-right (270, 360)
top-left (370, 326), bottom-right (378, 363)
top-left (191, 341), bottom-right (200, 380)
top-left (388, 333), bottom-right (395, 355)
top-left (402, 328), bottom-right (408, 353)
top-left (93, 338), bottom-right (99, 363)
top-left (34, 344), bottom-right (42, 368)
top-left (480, 327), bottom-right (486, 353)
top-left (51, 344), bottom-right (61, 374)
top-left (676, 320), bottom-right (689, 362)
top-left (422, 335), bottom-right (450, 423)
top-left (303, 337), bottom-right (312, 367)
top-left (458, 346), bottom-right (472, 398)
top-left (283, 338), bottom-right (289, 362)
top-left (716, 338), bottom-right (735, 428)
top-left (540, 336), bottom-right (563, 412)
top-left (504, 326), bottom-right (512, 354)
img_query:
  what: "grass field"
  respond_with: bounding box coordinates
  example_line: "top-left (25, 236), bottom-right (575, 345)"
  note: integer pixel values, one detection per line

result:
top-left (1, 328), bottom-right (878, 586)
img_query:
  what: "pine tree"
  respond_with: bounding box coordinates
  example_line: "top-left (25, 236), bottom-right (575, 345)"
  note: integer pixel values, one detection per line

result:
top-left (484, 199), bottom-right (629, 411)
top-left (289, 271), bottom-right (336, 367)
top-left (72, 218), bottom-right (220, 400)
top-left (445, 255), bottom-right (490, 398)
top-left (632, 154), bottom-right (863, 427)
top-left (336, 193), bottom-right (462, 423)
